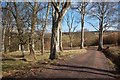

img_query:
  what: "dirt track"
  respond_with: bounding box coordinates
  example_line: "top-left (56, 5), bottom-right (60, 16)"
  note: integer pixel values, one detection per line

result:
top-left (3, 49), bottom-right (120, 79)
top-left (38, 49), bottom-right (119, 79)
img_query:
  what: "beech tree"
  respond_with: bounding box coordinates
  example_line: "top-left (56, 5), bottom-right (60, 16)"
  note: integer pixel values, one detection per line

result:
top-left (89, 2), bottom-right (118, 50)
top-left (27, 2), bottom-right (47, 59)
top-left (49, 2), bottom-right (71, 60)
top-left (65, 10), bottom-right (78, 48)
top-left (28, 2), bottom-right (38, 59)
top-left (2, 2), bottom-right (26, 57)
top-left (71, 2), bottom-right (89, 49)
top-left (2, 8), bottom-right (12, 53)
top-left (40, 3), bottom-right (50, 54)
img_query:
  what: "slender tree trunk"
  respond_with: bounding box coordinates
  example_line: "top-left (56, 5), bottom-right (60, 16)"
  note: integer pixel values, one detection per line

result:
top-left (14, 3), bottom-right (25, 57)
top-left (80, 16), bottom-right (85, 49)
top-left (70, 36), bottom-right (73, 48)
top-left (29, 2), bottom-right (37, 60)
top-left (29, 31), bottom-right (36, 59)
top-left (27, 43), bottom-right (29, 51)
top-left (81, 25), bottom-right (84, 49)
top-left (69, 33), bottom-right (73, 48)
top-left (80, 3), bottom-right (85, 49)
top-left (41, 33), bottom-right (45, 54)
top-left (59, 26), bottom-right (63, 51)
top-left (4, 25), bottom-right (10, 53)
top-left (2, 25), bottom-right (5, 52)
top-left (20, 44), bottom-right (25, 57)
top-left (19, 44), bottom-right (21, 51)
top-left (98, 14), bottom-right (104, 50)
top-left (98, 21), bottom-right (103, 50)
top-left (3, 26), bottom-right (6, 53)
top-left (41, 3), bottom-right (50, 54)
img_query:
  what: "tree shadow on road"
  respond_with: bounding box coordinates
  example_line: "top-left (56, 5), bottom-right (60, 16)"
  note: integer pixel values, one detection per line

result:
top-left (46, 64), bottom-right (119, 78)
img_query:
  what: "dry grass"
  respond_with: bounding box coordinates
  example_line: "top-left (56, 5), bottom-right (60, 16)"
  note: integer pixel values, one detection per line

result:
top-left (103, 46), bottom-right (120, 70)
top-left (2, 49), bottom-right (87, 77)
top-left (108, 47), bottom-right (120, 56)
top-left (62, 49), bottom-right (87, 56)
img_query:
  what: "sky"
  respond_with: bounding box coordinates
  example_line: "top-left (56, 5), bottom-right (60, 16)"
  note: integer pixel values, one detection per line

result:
top-left (1, 0), bottom-right (120, 2)
top-left (62, 9), bottom-right (99, 32)
top-left (1, 1), bottom-right (119, 32)
top-left (61, 2), bottom-right (118, 32)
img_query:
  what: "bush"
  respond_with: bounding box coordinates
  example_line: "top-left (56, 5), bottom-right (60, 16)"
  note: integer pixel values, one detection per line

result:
top-left (103, 33), bottom-right (118, 45)
top-left (89, 32), bottom-right (120, 46)
top-left (118, 32), bottom-right (120, 46)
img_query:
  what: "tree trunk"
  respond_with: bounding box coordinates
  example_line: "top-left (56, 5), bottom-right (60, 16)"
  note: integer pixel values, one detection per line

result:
top-left (29, 2), bottom-right (37, 60)
top-left (70, 36), bottom-right (73, 48)
top-left (81, 25), bottom-right (84, 49)
top-left (20, 44), bottom-right (25, 57)
top-left (49, 22), bottom-right (61, 60)
top-left (2, 25), bottom-right (5, 52)
top-left (27, 43), bottom-right (29, 51)
top-left (49, 2), bottom-right (71, 60)
top-left (80, 16), bottom-right (85, 49)
top-left (59, 26), bottom-right (63, 51)
top-left (14, 3), bottom-right (25, 57)
top-left (0, 26), bottom-right (3, 52)
top-left (29, 32), bottom-right (36, 59)
top-left (40, 3), bottom-right (50, 54)
top-left (80, 3), bottom-right (85, 49)
top-left (41, 33), bottom-right (45, 54)
top-left (4, 25), bottom-right (10, 53)
top-left (19, 44), bottom-right (21, 51)
top-left (98, 22), bottom-right (103, 51)
top-left (69, 33), bottom-right (73, 48)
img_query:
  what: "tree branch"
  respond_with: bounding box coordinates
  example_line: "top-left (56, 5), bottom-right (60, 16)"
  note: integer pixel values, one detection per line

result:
top-left (2, 7), bottom-right (16, 20)
top-left (85, 20), bottom-right (99, 31)
top-left (51, 2), bottom-right (59, 13)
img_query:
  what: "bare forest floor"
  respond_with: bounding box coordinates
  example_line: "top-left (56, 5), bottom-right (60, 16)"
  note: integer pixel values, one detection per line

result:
top-left (1, 47), bottom-right (120, 79)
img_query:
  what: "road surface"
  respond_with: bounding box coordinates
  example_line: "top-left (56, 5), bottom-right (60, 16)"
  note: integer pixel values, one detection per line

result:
top-left (3, 49), bottom-right (119, 79)
top-left (38, 49), bottom-right (119, 79)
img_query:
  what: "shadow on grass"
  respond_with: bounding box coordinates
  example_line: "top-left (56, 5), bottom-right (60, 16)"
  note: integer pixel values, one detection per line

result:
top-left (46, 64), bottom-right (119, 78)
top-left (102, 49), bottom-right (120, 74)
top-left (2, 58), bottom-right (16, 61)
top-left (11, 55), bottom-right (24, 58)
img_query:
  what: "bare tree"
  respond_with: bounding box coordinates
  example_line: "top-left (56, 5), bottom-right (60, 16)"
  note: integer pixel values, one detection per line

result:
top-left (27, 2), bottom-right (47, 59)
top-left (2, 9), bottom-right (12, 53)
top-left (2, 2), bottom-right (26, 57)
top-left (28, 2), bottom-right (38, 59)
top-left (65, 10), bottom-right (78, 48)
top-left (49, 2), bottom-right (71, 60)
top-left (89, 2), bottom-right (118, 50)
top-left (40, 3), bottom-right (50, 54)
top-left (71, 2), bottom-right (89, 49)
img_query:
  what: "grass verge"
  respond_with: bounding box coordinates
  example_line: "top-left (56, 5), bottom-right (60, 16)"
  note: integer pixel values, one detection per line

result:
top-left (2, 49), bottom-right (87, 77)
top-left (102, 46), bottom-right (120, 72)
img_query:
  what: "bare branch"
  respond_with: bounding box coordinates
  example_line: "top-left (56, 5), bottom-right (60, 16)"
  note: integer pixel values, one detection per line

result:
top-left (85, 20), bottom-right (99, 31)
top-left (51, 2), bottom-right (59, 13)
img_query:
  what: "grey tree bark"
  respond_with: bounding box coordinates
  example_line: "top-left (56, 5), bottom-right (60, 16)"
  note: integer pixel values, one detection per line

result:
top-left (98, 17), bottom-right (104, 50)
top-left (65, 10), bottom-right (78, 49)
top-left (49, 2), bottom-right (71, 60)
top-left (41, 3), bottom-right (50, 54)
top-left (80, 2), bottom-right (85, 49)
top-left (14, 3), bottom-right (25, 57)
top-left (88, 2), bottom-right (118, 50)
top-left (59, 24), bottom-right (63, 51)
top-left (28, 2), bottom-right (37, 60)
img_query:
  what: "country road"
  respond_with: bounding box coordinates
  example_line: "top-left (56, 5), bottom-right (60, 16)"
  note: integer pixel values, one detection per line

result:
top-left (2, 49), bottom-right (120, 79)
top-left (38, 49), bottom-right (119, 79)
